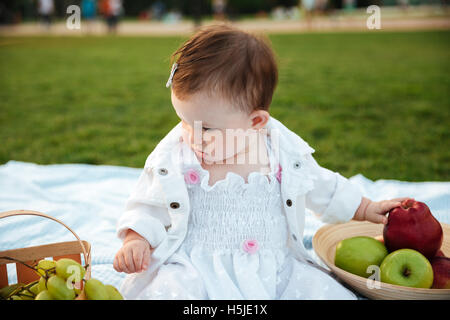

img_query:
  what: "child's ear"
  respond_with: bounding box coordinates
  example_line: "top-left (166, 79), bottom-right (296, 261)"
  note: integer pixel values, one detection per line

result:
top-left (250, 110), bottom-right (269, 129)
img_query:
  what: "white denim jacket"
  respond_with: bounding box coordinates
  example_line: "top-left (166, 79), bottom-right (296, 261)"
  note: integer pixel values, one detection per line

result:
top-left (116, 116), bottom-right (363, 299)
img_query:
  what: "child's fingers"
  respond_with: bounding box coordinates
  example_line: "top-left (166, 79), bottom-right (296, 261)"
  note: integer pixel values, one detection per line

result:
top-left (132, 247), bottom-right (144, 273)
top-left (124, 250), bottom-right (136, 273)
top-left (367, 212), bottom-right (387, 225)
top-left (113, 252), bottom-right (121, 272)
top-left (379, 200), bottom-right (402, 214)
top-left (142, 245), bottom-right (151, 270)
top-left (117, 252), bottom-right (130, 273)
top-left (368, 199), bottom-right (406, 224)
top-left (114, 252), bottom-right (125, 273)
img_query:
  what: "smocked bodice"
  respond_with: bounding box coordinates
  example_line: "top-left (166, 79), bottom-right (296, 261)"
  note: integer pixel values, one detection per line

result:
top-left (179, 133), bottom-right (289, 254)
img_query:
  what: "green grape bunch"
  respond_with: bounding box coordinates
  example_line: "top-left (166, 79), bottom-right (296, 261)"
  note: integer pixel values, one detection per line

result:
top-left (0, 257), bottom-right (123, 300)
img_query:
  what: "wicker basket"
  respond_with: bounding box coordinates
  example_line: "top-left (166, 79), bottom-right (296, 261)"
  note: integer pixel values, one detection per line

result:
top-left (312, 220), bottom-right (450, 300)
top-left (0, 209), bottom-right (91, 300)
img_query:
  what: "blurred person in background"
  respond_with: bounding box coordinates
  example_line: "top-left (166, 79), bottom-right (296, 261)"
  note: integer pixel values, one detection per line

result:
top-left (191, 0), bottom-right (203, 29)
top-left (99, 0), bottom-right (111, 31)
top-left (397, 0), bottom-right (410, 12)
top-left (212, 0), bottom-right (226, 20)
top-left (37, 0), bottom-right (54, 30)
top-left (151, 0), bottom-right (166, 21)
top-left (100, 0), bottom-right (123, 34)
top-left (343, 0), bottom-right (356, 11)
top-left (81, 0), bottom-right (97, 34)
top-left (301, 0), bottom-right (315, 29)
top-left (315, 0), bottom-right (328, 14)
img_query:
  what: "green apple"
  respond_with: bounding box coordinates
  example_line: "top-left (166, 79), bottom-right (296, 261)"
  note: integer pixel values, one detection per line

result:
top-left (335, 236), bottom-right (388, 278)
top-left (380, 249), bottom-right (434, 288)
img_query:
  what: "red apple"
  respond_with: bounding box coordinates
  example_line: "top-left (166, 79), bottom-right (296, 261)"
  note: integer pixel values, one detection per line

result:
top-left (430, 257), bottom-right (450, 289)
top-left (383, 198), bottom-right (443, 260)
top-left (435, 250), bottom-right (446, 258)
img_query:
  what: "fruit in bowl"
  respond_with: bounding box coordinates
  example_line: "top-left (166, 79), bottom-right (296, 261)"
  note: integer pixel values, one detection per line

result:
top-left (315, 216), bottom-right (450, 299)
top-left (330, 198), bottom-right (449, 294)
top-left (430, 256), bottom-right (450, 289)
top-left (384, 198), bottom-right (443, 260)
top-left (380, 249), bottom-right (434, 289)
top-left (335, 236), bottom-right (388, 278)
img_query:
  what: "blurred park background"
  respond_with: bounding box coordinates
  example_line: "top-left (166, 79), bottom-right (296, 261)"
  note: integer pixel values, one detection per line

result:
top-left (0, 0), bottom-right (449, 182)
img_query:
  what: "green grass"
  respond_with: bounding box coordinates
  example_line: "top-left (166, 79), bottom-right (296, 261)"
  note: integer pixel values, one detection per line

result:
top-left (0, 31), bottom-right (449, 181)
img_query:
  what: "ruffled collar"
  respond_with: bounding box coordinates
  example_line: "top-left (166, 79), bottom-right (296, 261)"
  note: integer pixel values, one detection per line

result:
top-left (180, 133), bottom-right (280, 193)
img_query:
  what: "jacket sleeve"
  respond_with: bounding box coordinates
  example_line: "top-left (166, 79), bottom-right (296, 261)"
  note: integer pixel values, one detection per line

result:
top-left (304, 153), bottom-right (363, 224)
top-left (116, 167), bottom-right (171, 248)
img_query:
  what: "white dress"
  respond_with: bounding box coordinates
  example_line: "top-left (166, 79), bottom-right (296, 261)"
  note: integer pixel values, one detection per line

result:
top-left (137, 134), bottom-right (356, 300)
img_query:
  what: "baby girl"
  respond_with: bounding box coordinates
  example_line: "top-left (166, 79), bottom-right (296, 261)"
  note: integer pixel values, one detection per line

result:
top-left (113, 24), bottom-right (407, 300)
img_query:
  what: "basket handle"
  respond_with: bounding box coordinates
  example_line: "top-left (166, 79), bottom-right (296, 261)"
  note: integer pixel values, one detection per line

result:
top-left (0, 209), bottom-right (90, 268)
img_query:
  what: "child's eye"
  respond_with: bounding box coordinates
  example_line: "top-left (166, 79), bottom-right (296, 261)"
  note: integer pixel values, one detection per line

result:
top-left (202, 127), bottom-right (211, 131)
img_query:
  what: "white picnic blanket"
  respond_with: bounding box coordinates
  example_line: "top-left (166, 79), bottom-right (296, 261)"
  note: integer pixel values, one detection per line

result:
top-left (0, 160), bottom-right (448, 297)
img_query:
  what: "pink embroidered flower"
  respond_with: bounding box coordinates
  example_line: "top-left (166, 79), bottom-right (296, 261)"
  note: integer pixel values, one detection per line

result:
top-left (242, 239), bottom-right (259, 254)
top-left (276, 164), bottom-right (282, 183)
top-left (184, 168), bottom-right (200, 184)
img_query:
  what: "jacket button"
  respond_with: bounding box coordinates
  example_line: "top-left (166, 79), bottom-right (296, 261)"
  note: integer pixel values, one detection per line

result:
top-left (170, 202), bottom-right (180, 209)
top-left (286, 199), bottom-right (293, 207)
top-left (158, 168), bottom-right (168, 175)
top-left (293, 161), bottom-right (301, 169)
top-left (292, 234), bottom-right (297, 241)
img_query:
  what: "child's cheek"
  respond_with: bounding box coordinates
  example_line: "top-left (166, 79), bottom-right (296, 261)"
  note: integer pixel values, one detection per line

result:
top-left (205, 135), bottom-right (244, 162)
top-left (202, 134), bottom-right (217, 156)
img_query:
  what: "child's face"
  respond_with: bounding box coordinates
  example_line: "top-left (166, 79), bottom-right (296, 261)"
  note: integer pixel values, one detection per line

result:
top-left (171, 90), bottom-right (269, 164)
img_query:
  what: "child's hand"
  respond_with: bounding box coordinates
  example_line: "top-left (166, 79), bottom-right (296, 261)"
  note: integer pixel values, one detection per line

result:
top-left (113, 237), bottom-right (152, 274)
top-left (354, 197), bottom-right (410, 224)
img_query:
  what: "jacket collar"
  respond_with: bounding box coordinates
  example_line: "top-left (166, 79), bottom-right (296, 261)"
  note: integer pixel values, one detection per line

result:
top-left (145, 116), bottom-right (315, 175)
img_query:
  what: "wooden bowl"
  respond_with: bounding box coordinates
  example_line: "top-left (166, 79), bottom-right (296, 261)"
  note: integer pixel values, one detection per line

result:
top-left (312, 220), bottom-right (450, 300)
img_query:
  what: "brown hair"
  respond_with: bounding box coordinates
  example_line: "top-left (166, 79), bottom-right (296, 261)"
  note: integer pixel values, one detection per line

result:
top-left (169, 23), bottom-right (278, 114)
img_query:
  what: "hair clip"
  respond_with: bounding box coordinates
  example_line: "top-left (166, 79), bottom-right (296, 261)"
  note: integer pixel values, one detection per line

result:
top-left (166, 62), bottom-right (178, 88)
